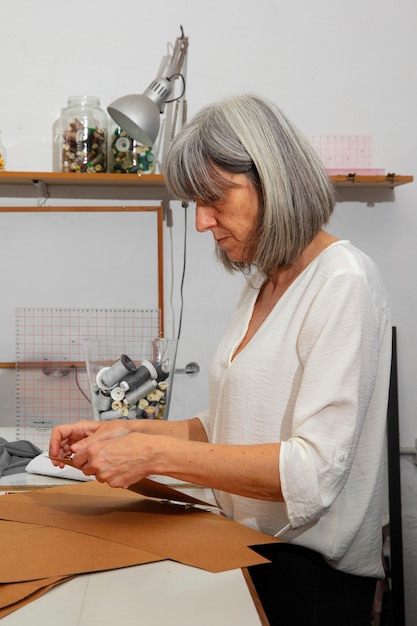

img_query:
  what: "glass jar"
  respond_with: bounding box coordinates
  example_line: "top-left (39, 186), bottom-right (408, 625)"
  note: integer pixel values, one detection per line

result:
top-left (108, 124), bottom-right (155, 174)
top-left (59, 96), bottom-right (107, 173)
top-left (0, 131), bottom-right (6, 171)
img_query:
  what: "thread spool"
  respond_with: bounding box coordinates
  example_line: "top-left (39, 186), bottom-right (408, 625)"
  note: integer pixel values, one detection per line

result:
top-left (144, 405), bottom-right (156, 419)
top-left (96, 390), bottom-right (113, 411)
top-left (110, 386), bottom-right (125, 401)
top-left (154, 360), bottom-right (170, 382)
top-left (120, 360), bottom-right (157, 391)
top-left (96, 354), bottom-right (136, 389)
top-left (136, 397), bottom-right (149, 417)
top-left (99, 408), bottom-right (123, 421)
top-left (124, 378), bottom-right (157, 406)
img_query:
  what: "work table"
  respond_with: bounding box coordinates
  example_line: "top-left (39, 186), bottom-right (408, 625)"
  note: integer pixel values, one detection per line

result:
top-left (0, 427), bottom-right (267, 625)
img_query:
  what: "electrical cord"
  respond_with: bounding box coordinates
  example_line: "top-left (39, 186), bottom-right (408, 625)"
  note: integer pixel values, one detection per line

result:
top-left (165, 74), bottom-right (186, 103)
top-left (176, 201), bottom-right (188, 340)
top-left (71, 365), bottom-right (91, 404)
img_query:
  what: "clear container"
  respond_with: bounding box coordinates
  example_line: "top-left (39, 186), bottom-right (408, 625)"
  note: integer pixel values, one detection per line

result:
top-left (0, 131), bottom-right (6, 171)
top-left (108, 124), bottom-right (155, 174)
top-left (84, 337), bottom-right (178, 421)
top-left (60, 96), bottom-right (107, 173)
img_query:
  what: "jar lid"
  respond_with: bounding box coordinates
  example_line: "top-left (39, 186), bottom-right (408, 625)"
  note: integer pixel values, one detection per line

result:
top-left (67, 95), bottom-right (101, 107)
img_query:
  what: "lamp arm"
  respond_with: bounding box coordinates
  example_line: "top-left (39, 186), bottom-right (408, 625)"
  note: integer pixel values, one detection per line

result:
top-left (167, 30), bottom-right (189, 78)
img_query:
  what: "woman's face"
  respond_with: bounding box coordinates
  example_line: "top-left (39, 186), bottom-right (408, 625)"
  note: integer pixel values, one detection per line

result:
top-left (195, 172), bottom-right (260, 263)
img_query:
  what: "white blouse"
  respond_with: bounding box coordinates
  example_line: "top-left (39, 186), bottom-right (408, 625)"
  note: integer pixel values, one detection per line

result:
top-left (197, 240), bottom-right (391, 578)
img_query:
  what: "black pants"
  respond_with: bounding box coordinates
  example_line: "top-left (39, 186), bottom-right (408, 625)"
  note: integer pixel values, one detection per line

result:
top-left (247, 543), bottom-right (377, 626)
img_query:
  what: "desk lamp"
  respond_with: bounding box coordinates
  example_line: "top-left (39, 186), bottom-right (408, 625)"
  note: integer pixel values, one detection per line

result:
top-left (107, 27), bottom-right (189, 147)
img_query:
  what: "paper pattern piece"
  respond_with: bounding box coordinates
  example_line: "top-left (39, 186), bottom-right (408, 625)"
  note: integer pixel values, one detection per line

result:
top-left (0, 519), bottom-right (163, 582)
top-left (0, 576), bottom-right (75, 620)
top-left (0, 480), bottom-right (276, 618)
top-left (47, 456), bottom-right (212, 504)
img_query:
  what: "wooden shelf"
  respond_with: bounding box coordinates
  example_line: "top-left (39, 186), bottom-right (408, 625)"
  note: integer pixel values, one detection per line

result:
top-left (0, 171), bottom-right (413, 194)
top-left (330, 174), bottom-right (413, 188)
top-left (0, 171), bottom-right (169, 204)
top-left (0, 171), bottom-right (165, 187)
top-left (0, 205), bottom-right (164, 213)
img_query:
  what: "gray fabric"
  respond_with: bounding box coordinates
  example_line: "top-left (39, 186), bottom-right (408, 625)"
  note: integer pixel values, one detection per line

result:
top-left (0, 437), bottom-right (42, 477)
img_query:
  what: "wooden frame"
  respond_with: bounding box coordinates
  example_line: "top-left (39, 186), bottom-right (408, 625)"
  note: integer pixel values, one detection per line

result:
top-left (0, 204), bottom-right (165, 368)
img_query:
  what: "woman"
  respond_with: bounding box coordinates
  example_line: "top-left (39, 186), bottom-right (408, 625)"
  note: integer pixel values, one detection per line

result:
top-left (49, 94), bottom-right (391, 625)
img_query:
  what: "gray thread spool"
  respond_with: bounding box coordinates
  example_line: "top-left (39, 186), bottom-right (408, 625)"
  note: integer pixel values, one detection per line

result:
top-left (97, 354), bottom-right (136, 389)
top-left (124, 378), bottom-right (157, 406)
top-left (120, 360), bottom-right (157, 391)
top-left (99, 408), bottom-right (123, 421)
top-left (154, 360), bottom-right (170, 382)
top-left (95, 390), bottom-right (113, 411)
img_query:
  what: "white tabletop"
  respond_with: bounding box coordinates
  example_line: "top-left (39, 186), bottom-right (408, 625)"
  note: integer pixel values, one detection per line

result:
top-left (1, 562), bottom-right (263, 626)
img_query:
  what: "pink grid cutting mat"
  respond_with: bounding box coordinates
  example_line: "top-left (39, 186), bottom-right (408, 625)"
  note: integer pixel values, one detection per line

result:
top-left (15, 307), bottom-right (160, 450)
top-left (307, 134), bottom-right (385, 175)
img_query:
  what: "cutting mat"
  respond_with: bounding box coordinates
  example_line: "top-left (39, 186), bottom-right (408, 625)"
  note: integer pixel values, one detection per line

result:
top-left (15, 307), bottom-right (160, 449)
top-left (307, 134), bottom-right (384, 175)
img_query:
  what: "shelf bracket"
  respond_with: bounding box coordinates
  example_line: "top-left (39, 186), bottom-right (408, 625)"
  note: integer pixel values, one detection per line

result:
top-left (31, 179), bottom-right (49, 207)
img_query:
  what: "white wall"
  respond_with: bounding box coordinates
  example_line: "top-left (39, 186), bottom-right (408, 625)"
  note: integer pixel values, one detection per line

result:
top-left (1, 0), bottom-right (416, 622)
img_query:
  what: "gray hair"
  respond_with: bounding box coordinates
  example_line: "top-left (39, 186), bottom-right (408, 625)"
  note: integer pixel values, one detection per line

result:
top-left (163, 93), bottom-right (335, 275)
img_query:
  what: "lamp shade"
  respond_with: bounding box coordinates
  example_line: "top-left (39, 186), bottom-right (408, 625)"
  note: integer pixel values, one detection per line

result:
top-left (107, 77), bottom-right (173, 146)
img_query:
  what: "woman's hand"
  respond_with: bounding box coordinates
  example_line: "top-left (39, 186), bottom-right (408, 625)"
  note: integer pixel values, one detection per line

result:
top-left (70, 431), bottom-right (159, 488)
top-left (48, 419), bottom-right (134, 464)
